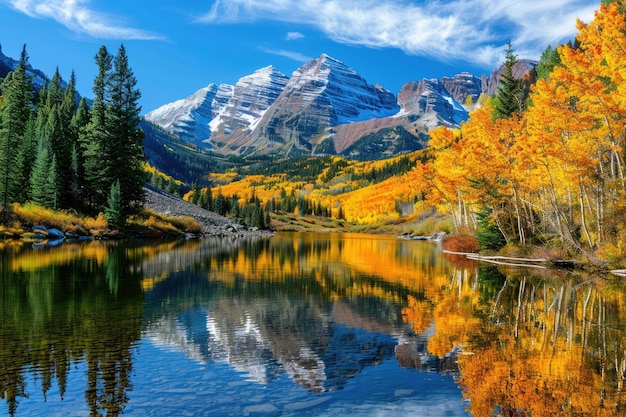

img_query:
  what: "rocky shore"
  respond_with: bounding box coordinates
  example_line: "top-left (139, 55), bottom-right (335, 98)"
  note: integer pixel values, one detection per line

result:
top-left (143, 185), bottom-right (274, 239)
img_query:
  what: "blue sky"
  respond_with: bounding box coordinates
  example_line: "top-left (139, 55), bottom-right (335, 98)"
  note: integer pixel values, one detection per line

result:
top-left (0, 0), bottom-right (599, 114)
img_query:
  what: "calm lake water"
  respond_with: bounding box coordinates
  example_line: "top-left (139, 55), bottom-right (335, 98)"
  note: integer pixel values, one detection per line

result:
top-left (1, 232), bottom-right (625, 416)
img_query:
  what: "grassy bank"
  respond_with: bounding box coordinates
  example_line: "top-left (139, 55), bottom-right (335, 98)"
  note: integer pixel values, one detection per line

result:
top-left (1, 202), bottom-right (203, 240)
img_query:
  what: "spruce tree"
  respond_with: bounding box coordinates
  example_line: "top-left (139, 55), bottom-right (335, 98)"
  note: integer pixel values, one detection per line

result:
top-left (105, 179), bottom-right (123, 229)
top-left (57, 70), bottom-right (78, 206)
top-left (536, 45), bottom-right (562, 81)
top-left (0, 45), bottom-right (34, 218)
top-left (14, 115), bottom-right (36, 203)
top-left (47, 154), bottom-right (59, 209)
top-left (30, 136), bottom-right (59, 209)
top-left (493, 42), bottom-right (523, 120)
top-left (84, 45), bottom-right (113, 210)
top-left (30, 136), bottom-right (52, 207)
top-left (106, 44), bottom-right (145, 217)
top-left (84, 44), bottom-right (145, 219)
top-left (71, 97), bottom-right (90, 205)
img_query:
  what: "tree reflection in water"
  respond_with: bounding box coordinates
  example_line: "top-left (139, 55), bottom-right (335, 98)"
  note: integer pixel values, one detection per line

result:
top-left (0, 240), bottom-right (144, 417)
top-left (2, 234), bottom-right (625, 416)
top-left (408, 252), bottom-right (626, 417)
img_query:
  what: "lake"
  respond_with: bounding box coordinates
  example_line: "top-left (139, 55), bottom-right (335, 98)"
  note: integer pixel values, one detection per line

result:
top-left (0, 232), bottom-right (624, 416)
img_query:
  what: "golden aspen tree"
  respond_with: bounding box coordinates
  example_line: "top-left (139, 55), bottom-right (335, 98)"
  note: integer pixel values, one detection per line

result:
top-left (522, 2), bottom-right (626, 252)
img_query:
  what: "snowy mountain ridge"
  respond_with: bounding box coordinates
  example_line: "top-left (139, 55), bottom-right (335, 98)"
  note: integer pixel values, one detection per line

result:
top-left (145, 53), bottom-right (535, 160)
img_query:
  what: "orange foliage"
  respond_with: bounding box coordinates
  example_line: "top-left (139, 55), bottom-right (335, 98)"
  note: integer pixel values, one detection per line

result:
top-left (442, 233), bottom-right (480, 253)
top-left (401, 295), bottom-right (432, 334)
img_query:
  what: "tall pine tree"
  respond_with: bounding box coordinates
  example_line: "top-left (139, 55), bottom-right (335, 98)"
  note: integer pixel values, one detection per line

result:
top-left (493, 42), bottom-right (523, 120)
top-left (72, 97), bottom-right (91, 207)
top-left (106, 44), bottom-right (145, 218)
top-left (0, 45), bottom-right (34, 220)
top-left (83, 44), bottom-right (145, 223)
top-left (84, 46), bottom-right (113, 210)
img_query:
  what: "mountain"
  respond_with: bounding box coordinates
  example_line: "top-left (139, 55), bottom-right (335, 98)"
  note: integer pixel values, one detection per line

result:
top-left (440, 72), bottom-right (482, 107)
top-left (144, 83), bottom-right (233, 147)
top-left (208, 66), bottom-right (290, 152)
top-left (146, 53), bottom-right (536, 161)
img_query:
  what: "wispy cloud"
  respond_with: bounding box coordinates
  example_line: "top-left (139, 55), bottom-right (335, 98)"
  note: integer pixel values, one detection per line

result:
top-left (286, 31), bottom-right (304, 41)
top-left (199, 0), bottom-right (598, 67)
top-left (258, 47), bottom-right (312, 63)
top-left (1, 0), bottom-right (163, 40)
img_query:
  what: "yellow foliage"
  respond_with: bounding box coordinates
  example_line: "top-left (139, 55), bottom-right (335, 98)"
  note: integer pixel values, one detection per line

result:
top-left (84, 212), bottom-right (108, 231)
top-left (162, 215), bottom-right (203, 234)
top-left (144, 163), bottom-right (182, 185)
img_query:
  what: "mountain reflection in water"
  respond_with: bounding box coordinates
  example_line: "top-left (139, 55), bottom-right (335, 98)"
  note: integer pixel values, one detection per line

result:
top-left (1, 233), bottom-right (625, 416)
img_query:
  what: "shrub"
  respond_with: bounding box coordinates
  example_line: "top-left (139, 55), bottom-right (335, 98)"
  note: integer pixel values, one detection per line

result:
top-left (164, 215), bottom-right (203, 234)
top-left (143, 215), bottom-right (180, 235)
top-left (442, 233), bottom-right (480, 253)
top-left (13, 202), bottom-right (81, 230)
top-left (84, 213), bottom-right (108, 232)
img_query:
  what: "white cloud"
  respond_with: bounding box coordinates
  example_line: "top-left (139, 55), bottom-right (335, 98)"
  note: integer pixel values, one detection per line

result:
top-left (258, 47), bottom-right (312, 63)
top-left (199, 0), bottom-right (598, 67)
top-left (286, 31), bottom-right (304, 41)
top-left (1, 0), bottom-right (163, 40)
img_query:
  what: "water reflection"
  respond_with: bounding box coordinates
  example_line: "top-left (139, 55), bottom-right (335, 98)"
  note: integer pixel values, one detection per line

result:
top-left (141, 233), bottom-right (438, 393)
top-left (437, 259), bottom-right (626, 417)
top-left (0, 240), bottom-right (144, 417)
top-left (2, 233), bottom-right (625, 416)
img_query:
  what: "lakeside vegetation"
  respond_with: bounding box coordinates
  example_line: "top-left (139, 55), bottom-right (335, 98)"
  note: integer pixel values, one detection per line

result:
top-left (2, 1), bottom-right (626, 269)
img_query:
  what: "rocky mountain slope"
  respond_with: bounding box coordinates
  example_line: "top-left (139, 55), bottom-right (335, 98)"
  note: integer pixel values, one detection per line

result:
top-left (144, 185), bottom-right (273, 238)
top-left (144, 54), bottom-right (535, 161)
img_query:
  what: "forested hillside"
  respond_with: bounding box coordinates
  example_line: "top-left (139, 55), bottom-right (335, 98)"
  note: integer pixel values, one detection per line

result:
top-left (177, 2), bottom-right (626, 263)
top-left (0, 44), bottom-right (145, 229)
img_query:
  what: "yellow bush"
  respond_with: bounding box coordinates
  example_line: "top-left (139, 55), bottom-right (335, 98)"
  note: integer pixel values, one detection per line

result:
top-left (144, 215), bottom-right (179, 234)
top-left (164, 215), bottom-right (203, 234)
top-left (84, 213), bottom-right (108, 231)
top-left (144, 215), bottom-right (158, 228)
top-left (13, 202), bottom-right (81, 229)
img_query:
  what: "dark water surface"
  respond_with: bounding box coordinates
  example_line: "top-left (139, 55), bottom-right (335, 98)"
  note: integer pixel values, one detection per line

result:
top-left (1, 232), bottom-right (624, 416)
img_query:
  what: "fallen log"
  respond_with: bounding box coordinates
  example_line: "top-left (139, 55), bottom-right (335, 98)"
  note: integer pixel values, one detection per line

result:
top-left (443, 250), bottom-right (549, 269)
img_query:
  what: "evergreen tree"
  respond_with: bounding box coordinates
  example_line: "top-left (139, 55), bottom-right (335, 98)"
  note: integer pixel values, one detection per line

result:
top-left (493, 42), bottom-right (523, 119)
top-left (84, 45), bottom-right (113, 209)
top-left (57, 70), bottom-right (78, 206)
top-left (205, 187), bottom-right (213, 211)
top-left (166, 180), bottom-right (178, 196)
top-left (14, 115), bottom-right (36, 203)
top-left (71, 97), bottom-right (90, 205)
top-left (214, 190), bottom-right (227, 215)
top-left (105, 179), bottom-right (124, 229)
top-left (476, 207), bottom-right (506, 250)
top-left (0, 45), bottom-right (34, 218)
top-left (536, 45), bottom-right (562, 81)
top-left (106, 44), bottom-right (145, 218)
top-left (47, 154), bottom-right (59, 209)
top-left (69, 144), bottom-right (80, 204)
top-left (30, 136), bottom-right (53, 207)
